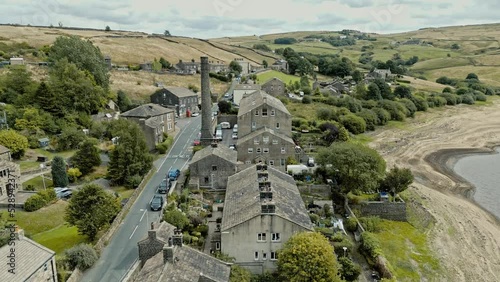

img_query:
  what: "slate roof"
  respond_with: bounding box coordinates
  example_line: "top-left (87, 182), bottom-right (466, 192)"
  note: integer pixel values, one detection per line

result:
top-left (190, 145), bottom-right (237, 165)
top-left (121, 103), bottom-right (173, 118)
top-left (162, 87), bottom-right (198, 98)
top-left (0, 234), bottom-right (55, 281)
top-left (233, 84), bottom-right (261, 91)
top-left (135, 222), bottom-right (231, 282)
top-left (236, 127), bottom-right (295, 146)
top-left (238, 90), bottom-right (290, 116)
top-left (0, 145), bottom-right (10, 154)
top-left (262, 77), bottom-right (284, 85)
top-left (221, 164), bottom-right (314, 231)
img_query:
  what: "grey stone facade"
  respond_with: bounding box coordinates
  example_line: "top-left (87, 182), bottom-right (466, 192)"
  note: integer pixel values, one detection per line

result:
top-left (354, 201), bottom-right (407, 221)
top-left (269, 59), bottom-right (289, 73)
top-left (0, 158), bottom-right (21, 202)
top-left (189, 144), bottom-right (237, 189)
top-left (150, 87), bottom-right (199, 117)
top-left (261, 77), bottom-right (286, 97)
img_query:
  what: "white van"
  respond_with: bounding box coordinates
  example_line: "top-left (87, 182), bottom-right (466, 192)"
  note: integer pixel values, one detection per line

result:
top-left (233, 124), bottom-right (238, 133)
top-left (220, 122), bottom-right (230, 129)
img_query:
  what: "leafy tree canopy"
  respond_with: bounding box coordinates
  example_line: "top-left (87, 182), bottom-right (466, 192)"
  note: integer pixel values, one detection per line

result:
top-left (71, 140), bottom-right (101, 175)
top-left (51, 156), bottom-right (69, 187)
top-left (229, 61), bottom-right (242, 74)
top-left (0, 129), bottom-right (29, 159)
top-left (379, 166), bottom-right (414, 197)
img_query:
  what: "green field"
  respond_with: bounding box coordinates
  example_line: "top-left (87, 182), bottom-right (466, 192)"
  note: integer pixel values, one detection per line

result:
top-left (22, 174), bottom-right (53, 190)
top-left (373, 220), bottom-right (441, 281)
top-left (32, 224), bottom-right (86, 255)
top-left (256, 70), bottom-right (302, 85)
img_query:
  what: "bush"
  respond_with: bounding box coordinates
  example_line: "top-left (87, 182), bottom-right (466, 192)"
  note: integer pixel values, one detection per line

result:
top-left (67, 167), bottom-right (82, 182)
top-left (302, 96), bottom-right (312, 104)
top-left (64, 244), bottom-right (98, 270)
top-left (411, 95), bottom-right (428, 111)
top-left (24, 194), bottom-right (47, 212)
top-left (126, 174), bottom-right (143, 188)
top-left (474, 92), bottom-right (487, 101)
top-left (360, 232), bottom-right (382, 260)
top-left (338, 257), bottom-right (361, 281)
top-left (38, 189), bottom-right (57, 203)
top-left (398, 98), bottom-right (417, 117)
top-left (359, 216), bottom-right (382, 232)
top-left (371, 107), bottom-right (390, 125)
top-left (340, 114), bottom-right (366, 134)
top-left (345, 217), bottom-right (358, 232)
top-left (461, 94), bottom-right (475, 104)
top-left (439, 93), bottom-right (458, 105)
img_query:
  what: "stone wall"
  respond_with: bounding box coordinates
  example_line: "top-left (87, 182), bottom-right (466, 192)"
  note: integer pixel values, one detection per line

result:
top-left (217, 115), bottom-right (238, 128)
top-left (353, 201), bottom-right (407, 222)
top-left (297, 184), bottom-right (331, 199)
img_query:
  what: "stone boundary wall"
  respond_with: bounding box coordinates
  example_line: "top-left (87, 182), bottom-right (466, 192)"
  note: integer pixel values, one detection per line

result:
top-left (297, 184), bottom-right (331, 198)
top-left (353, 201), bottom-right (407, 222)
top-left (66, 267), bottom-right (82, 282)
top-left (217, 115), bottom-right (238, 128)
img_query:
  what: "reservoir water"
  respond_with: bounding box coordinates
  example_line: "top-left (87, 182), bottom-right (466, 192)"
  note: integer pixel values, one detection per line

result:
top-left (454, 147), bottom-right (500, 220)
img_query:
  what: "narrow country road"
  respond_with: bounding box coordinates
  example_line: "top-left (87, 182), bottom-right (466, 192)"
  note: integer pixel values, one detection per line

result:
top-left (81, 115), bottom-right (201, 282)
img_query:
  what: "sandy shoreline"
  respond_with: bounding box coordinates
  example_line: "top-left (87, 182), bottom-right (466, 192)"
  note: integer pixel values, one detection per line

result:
top-left (368, 99), bottom-right (500, 281)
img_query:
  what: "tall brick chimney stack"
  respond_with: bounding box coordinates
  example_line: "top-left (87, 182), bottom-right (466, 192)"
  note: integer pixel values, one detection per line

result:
top-left (200, 56), bottom-right (213, 145)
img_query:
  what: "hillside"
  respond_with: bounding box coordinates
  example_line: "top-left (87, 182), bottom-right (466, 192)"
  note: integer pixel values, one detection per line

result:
top-left (210, 23), bottom-right (500, 86)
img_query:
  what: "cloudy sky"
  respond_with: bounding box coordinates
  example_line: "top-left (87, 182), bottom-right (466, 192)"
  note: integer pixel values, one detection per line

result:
top-left (1, 0), bottom-right (499, 38)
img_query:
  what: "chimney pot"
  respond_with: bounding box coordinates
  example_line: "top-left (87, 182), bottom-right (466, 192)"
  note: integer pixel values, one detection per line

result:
top-left (163, 245), bottom-right (174, 264)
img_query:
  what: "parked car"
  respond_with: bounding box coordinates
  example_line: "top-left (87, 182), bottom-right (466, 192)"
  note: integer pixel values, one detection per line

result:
top-left (193, 139), bottom-right (201, 146)
top-left (191, 112), bottom-right (200, 117)
top-left (307, 157), bottom-right (315, 167)
top-left (229, 144), bottom-right (236, 150)
top-left (157, 178), bottom-right (171, 194)
top-left (232, 124), bottom-right (238, 133)
top-left (55, 187), bottom-right (72, 199)
top-left (232, 132), bottom-right (238, 139)
top-left (168, 169), bottom-right (181, 181)
top-left (220, 122), bottom-right (230, 129)
top-left (150, 195), bottom-right (164, 211)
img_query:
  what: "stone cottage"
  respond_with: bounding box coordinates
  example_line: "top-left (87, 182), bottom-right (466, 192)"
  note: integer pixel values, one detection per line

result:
top-left (120, 104), bottom-right (176, 151)
top-left (189, 143), bottom-right (238, 189)
top-left (261, 77), bottom-right (286, 97)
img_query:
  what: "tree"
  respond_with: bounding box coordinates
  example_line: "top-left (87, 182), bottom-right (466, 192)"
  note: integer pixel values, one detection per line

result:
top-left (0, 129), bottom-right (29, 159)
top-left (394, 85), bottom-right (412, 99)
top-left (116, 90), bottom-right (132, 112)
top-left (159, 57), bottom-right (171, 69)
top-left (35, 81), bottom-right (58, 114)
top-left (217, 100), bottom-right (232, 114)
top-left (67, 167), bottom-right (82, 182)
top-left (52, 156), bottom-right (69, 188)
top-left (105, 25), bottom-right (111, 31)
top-left (164, 210), bottom-right (190, 230)
top-left (352, 70), bottom-right (363, 83)
top-left (56, 127), bottom-right (87, 151)
top-left (379, 166), bottom-right (414, 198)
top-left (152, 58), bottom-right (162, 71)
top-left (230, 265), bottom-right (251, 282)
top-left (229, 60), bottom-right (242, 74)
top-left (278, 232), bottom-right (341, 282)
top-left (338, 257), bottom-right (361, 281)
top-left (466, 73), bottom-right (479, 81)
top-left (366, 83), bottom-right (382, 101)
top-left (107, 120), bottom-right (153, 186)
top-left (49, 35), bottom-right (110, 89)
top-left (71, 140), bottom-right (101, 175)
top-left (318, 122), bottom-right (339, 145)
top-left (262, 59), bottom-right (268, 68)
top-left (64, 244), bottom-right (98, 270)
top-left (0, 65), bottom-right (36, 105)
top-left (317, 142), bottom-right (386, 193)
top-left (373, 78), bottom-right (393, 100)
top-left (164, 30), bottom-right (171, 36)
top-left (65, 184), bottom-right (120, 240)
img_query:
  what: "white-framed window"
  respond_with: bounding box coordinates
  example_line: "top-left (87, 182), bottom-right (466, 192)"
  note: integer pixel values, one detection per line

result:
top-left (161, 115), bottom-right (164, 122)
top-left (272, 139), bottom-right (278, 145)
top-left (167, 123), bottom-right (172, 130)
top-left (271, 110), bottom-right (275, 116)
top-left (262, 252), bottom-right (267, 260)
top-left (254, 251), bottom-right (259, 260)
top-left (252, 121), bottom-right (256, 129)
top-left (262, 108), bottom-right (268, 116)
top-left (272, 233), bottom-right (281, 242)
top-left (271, 251), bottom-right (278, 261)
top-left (248, 148), bottom-right (254, 153)
top-left (257, 233), bottom-right (266, 242)
top-left (276, 122), bottom-right (280, 129)
top-left (263, 148), bottom-right (269, 153)
top-left (281, 147), bottom-right (286, 154)
top-left (216, 242), bottom-right (221, 250)
top-left (269, 160), bottom-right (274, 166)
top-left (263, 136), bottom-right (269, 143)
top-left (254, 138), bottom-right (260, 145)
top-left (255, 110), bottom-right (259, 116)
top-left (167, 113), bottom-right (172, 121)
top-left (256, 148), bottom-right (262, 153)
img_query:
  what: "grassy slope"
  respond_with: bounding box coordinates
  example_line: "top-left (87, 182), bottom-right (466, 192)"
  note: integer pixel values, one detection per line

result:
top-left (256, 70), bottom-right (301, 85)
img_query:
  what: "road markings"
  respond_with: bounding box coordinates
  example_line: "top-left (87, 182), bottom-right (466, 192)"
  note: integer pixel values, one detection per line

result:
top-left (139, 209), bottom-right (147, 222)
top-left (157, 121), bottom-right (194, 172)
top-left (129, 225), bottom-right (138, 240)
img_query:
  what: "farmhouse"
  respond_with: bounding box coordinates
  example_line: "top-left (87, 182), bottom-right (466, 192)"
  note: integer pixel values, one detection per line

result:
top-left (261, 77), bottom-right (286, 97)
top-left (150, 87), bottom-right (199, 117)
top-left (120, 104), bottom-right (176, 151)
top-left (220, 163), bottom-right (313, 274)
top-left (269, 59), bottom-right (289, 73)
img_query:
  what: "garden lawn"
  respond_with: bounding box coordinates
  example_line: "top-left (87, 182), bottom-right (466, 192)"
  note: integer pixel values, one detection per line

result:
top-left (373, 220), bottom-right (441, 281)
top-left (32, 224), bottom-right (87, 255)
top-left (22, 174), bottom-right (53, 191)
top-left (256, 70), bottom-right (302, 86)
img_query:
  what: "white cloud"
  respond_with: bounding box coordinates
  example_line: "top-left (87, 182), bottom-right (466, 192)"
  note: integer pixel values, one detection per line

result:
top-left (0, 0), bottom-right (497, 38)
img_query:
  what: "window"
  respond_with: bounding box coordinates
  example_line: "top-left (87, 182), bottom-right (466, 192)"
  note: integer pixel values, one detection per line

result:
top-left (262, 252), bottom-right (267, 260)
top-left (254, 138), bottom-right (260, 145)
top-left (168, 123), bottom-right (172, 130)
top-left (272, 139), bottom-right (278, 145)
top-left (216, 242), bottom-right (221, 250)
top-left (272, 233), bottom-right (281, 241)
top-left (255, 110), bottom-right (259, 116)
top-left (263, 136), bottom-right (269, 143)
top-left (245, 161), bottom-right (252, 164)
top-left (262, 108), bottom-right (268, 116)
top-left (256, 148), bottom-right (261, 153)
top-left (161, 115), bottom-right (164, 122)
top-left (252, 122), bottom-right (256, 129)
top-left (271, 251), bottom-right (278, 260)
top-left (204, 177), bottom-right (209, 183)
top-left (271, 110), bottom-right (275, 116)
top-left (257, 233), bottom-right (266, 242)
top-left (167, 113), bottom-right (172, 121)
top-left (212, 165), bottom-right (217, 171)
top-left (276, 122), bottom-right (280, 129)
top-left (281, 147), bottom-right (286, 154)
top-left (254, 251), bottom-right (259, 260)
top-left (263, 148), bottom-right (269, 153)
top-left (248, 148), bottom-right (254, 153)
top-left (269, 160), bottom-right (274, 166)
top-left (280, 159), bottom-right (286, 166)
top-left (162, 125), bottom-right (165, 133)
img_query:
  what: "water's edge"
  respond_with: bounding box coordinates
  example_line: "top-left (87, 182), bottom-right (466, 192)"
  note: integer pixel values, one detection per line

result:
top-left (423, 143), bottom-right (500, 222)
